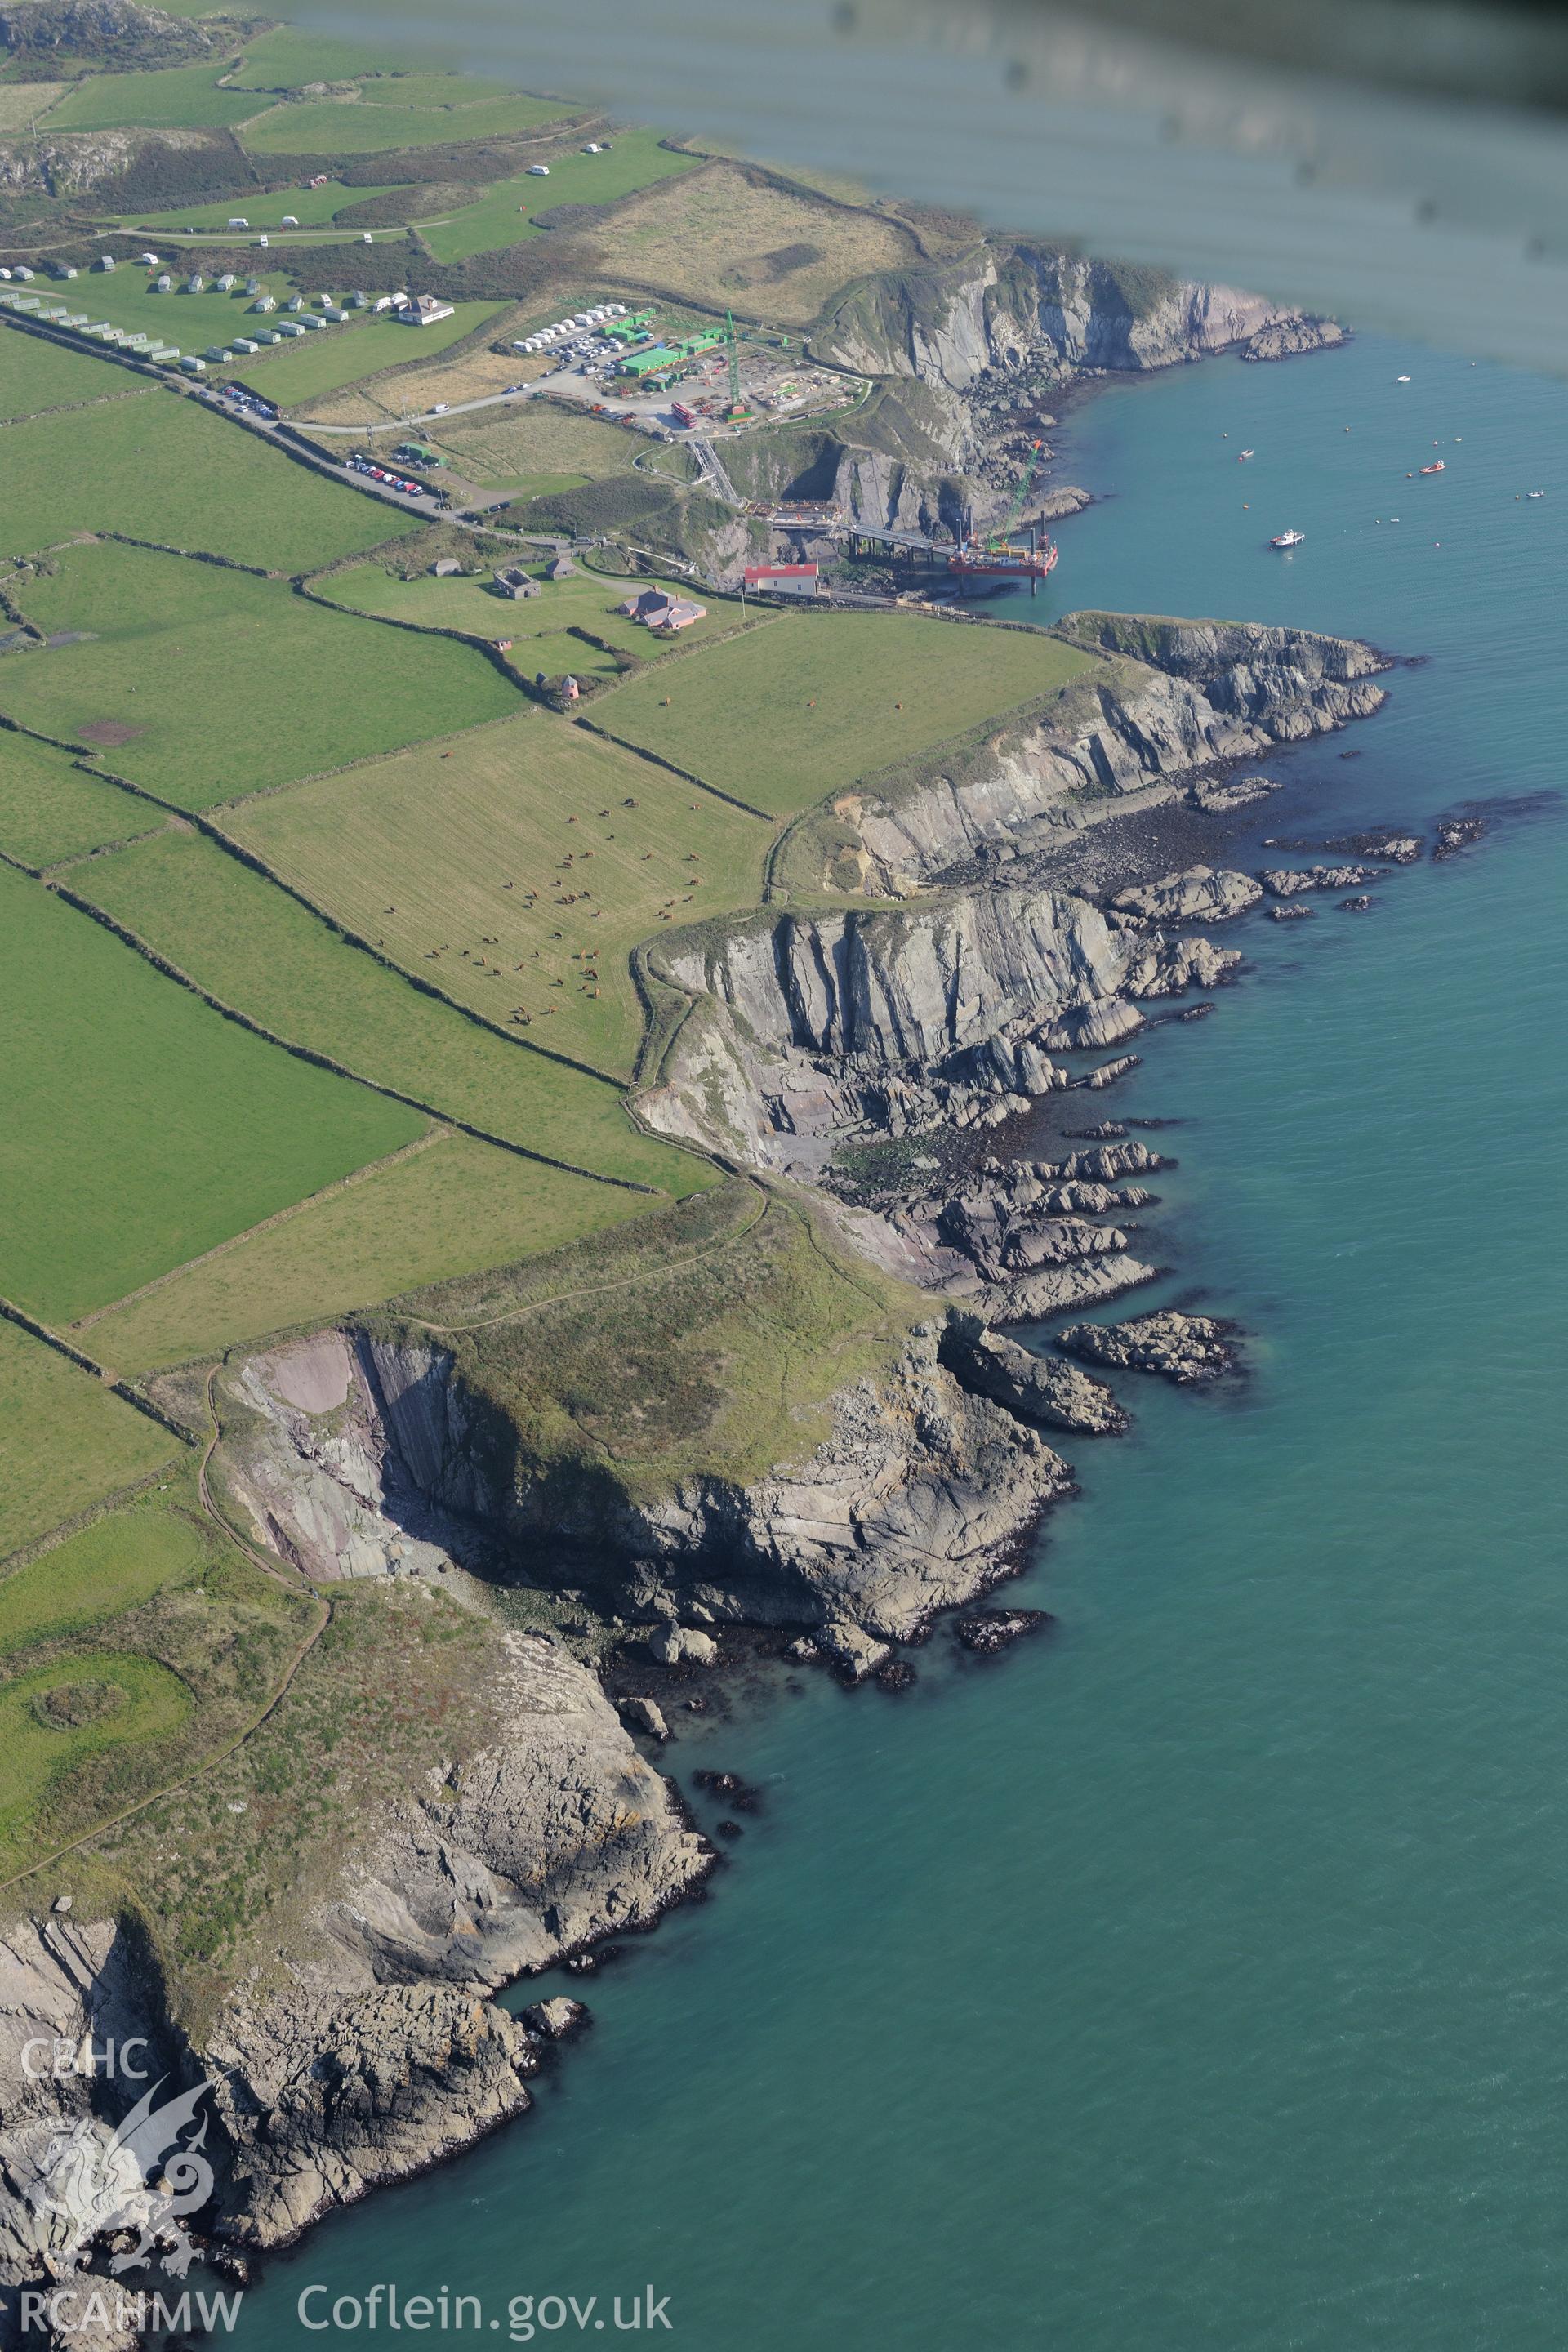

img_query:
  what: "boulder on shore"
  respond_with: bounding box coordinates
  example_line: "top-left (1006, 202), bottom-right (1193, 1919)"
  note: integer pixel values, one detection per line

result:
top-left (648, 1624), bottom-right (719, 1668)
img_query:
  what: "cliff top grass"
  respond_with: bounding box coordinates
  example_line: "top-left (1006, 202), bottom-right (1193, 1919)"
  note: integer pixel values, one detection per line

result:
top-left (418, 130), bottom-right (702, 265)
top-left (594, 608), bottom-right (1100, 817)
top-left (373, 1178), bottom-right (927, 1506)
top-left (0, 1317), bottom-right (180, 1562)
top-left (582, 158), bottom-right (919, 325)
top-left (0, 1470), bottom-right (314, 1883)
top-left (0, 539), bottom-right (522, 813)
top-left (82, 1128), bottom-right (680, 1376)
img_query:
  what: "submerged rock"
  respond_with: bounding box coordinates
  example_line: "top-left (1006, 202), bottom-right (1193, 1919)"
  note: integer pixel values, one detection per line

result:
top-left (954, 1608), bottom-right (1050, 1653)
top-left (1434, 817), bottom-right (1486, 860)
top-left (1056, 1309), bottom-right (1241, 1385)
top-left (1267, 905), bottom-right (1314, 922)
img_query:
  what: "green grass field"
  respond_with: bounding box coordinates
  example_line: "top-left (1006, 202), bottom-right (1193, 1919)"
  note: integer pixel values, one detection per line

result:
top-left (87, 1128), bottom-right (685, 1373)
top-left (0, 731), bottom-right (163, 868)
top-left (237, 302), bottom-right (501, 408)
top-left (0, 1498), bottom-right (205, 1653)
top-left (0, 1650), bottom-right (194, 1859)
top-left (225, 709), bottom-right (774, 1077)
top-left (0, 323), bottom-right (149, 422)
top-left (75, 825), bottom-right (709, 1186)
top-left (0, 390), bottom-right (397, 569)
top-left (317, 555), bottom-right (742, 683)
top-left (227, 26), bottom-right (407, 86)
top-left (239, 89), bottom-right (570, 154)
top-left (596, 611), bottom-right (1101, 816)
top-left (0, 862), bottom-right (423, 1323)
top-left (419, 132), bottom-right (702, 264)
top-left (0, 541), bottom-right (522, 813)
top-left (421, 398), bottom-right (640, 490)
top-left (116, 182), bottom-right (406, 230)
top-left (0, 1319), bottom-right (180, 1561)
top-left (46, 63), bottom-right (260, 132)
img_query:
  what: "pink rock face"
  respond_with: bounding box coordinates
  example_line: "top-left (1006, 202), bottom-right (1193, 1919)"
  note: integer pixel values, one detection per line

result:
top-left (261, 1330), bottom-right (354, 1416)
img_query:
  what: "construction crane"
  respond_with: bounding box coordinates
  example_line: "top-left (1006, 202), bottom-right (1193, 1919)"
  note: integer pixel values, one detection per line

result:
top-left (949, 439), bottom-right (1058, 595)
top-left (987, 438), bottom-right (1045, 549)
top-left (723, 308), bottom-right (752, 422)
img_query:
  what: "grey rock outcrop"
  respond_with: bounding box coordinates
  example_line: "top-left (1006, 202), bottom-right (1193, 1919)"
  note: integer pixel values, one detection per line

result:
top-left (523, 1997), bottom-right (589, 2042)
top-left (1262, 863), bottom-right (1388, 897)
top-left (1057, 1310), bottom-right (1241, 1384)
top-left (1189, 773), bottom-right (1281, 813)
top-left (945, 1315), bottom-right (1128, 1435)
top-left (815, 1619), bottom-right (893, 1683)
top-left (1241, 314), bottom-right (1347, 363)
top-left (1111, 866), bottom-right (1263, 923)
top-left (208, 1984), bottom-right (538, 2254)
top-left (314, 1633), bottom-right (710, 1988)
top-left (844, 616), bottom-right (1387, 889)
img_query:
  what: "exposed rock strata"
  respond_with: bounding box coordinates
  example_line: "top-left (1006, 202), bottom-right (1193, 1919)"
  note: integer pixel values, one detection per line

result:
top-left (1241, 314), bottom-right (1347, 362)
top-left (1111, 866), bottom-right (1263, 923)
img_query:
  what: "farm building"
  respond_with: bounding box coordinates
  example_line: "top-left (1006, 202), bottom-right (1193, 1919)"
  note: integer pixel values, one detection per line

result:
top-left (651, 598), bottom-right (708, 633)
top-left (617, 587), bottom-right (709, 631)
top-left (494, 568), bottom-right (541, 599)
top-left (546, 555), bottom-right (577, 581)
top-left (399, 294), bottom-right (456, 327)
top-left (744, 562), bottom-right (822, 598)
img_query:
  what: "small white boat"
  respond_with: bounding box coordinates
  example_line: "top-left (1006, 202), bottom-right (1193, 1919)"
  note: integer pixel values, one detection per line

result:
top-left (1528, 489), bottom-right (1545, 499)
top-left (1396, 374), bottom-right (1412, 382)
top-left (1270, 529), bottom-right (1305, 548)
top-left (1239, 448), bottom-right (1254, 460)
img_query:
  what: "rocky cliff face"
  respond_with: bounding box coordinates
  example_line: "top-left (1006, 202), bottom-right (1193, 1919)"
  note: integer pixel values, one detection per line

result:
top-left (844, 614), bottom-right (1388, 890)
top-left (0, 1625), bottom-right (713, 2296)
top-left (225, 1324), bottom-right (1070, 1645)
top-left (819, 247), bottom-right (1294, 392)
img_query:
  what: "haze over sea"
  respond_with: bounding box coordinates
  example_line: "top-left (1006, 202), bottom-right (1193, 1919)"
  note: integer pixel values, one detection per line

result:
top-left (233, 333), bottom-right (1566, 2350)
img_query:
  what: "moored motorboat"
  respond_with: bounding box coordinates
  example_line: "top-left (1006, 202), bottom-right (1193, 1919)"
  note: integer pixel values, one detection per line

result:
top-left (1270, 529), bottom-right (1305, 548)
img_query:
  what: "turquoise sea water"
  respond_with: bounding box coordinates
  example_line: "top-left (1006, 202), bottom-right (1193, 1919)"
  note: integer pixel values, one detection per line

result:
top-left (233, 336), bottom-right (1566, 2350)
